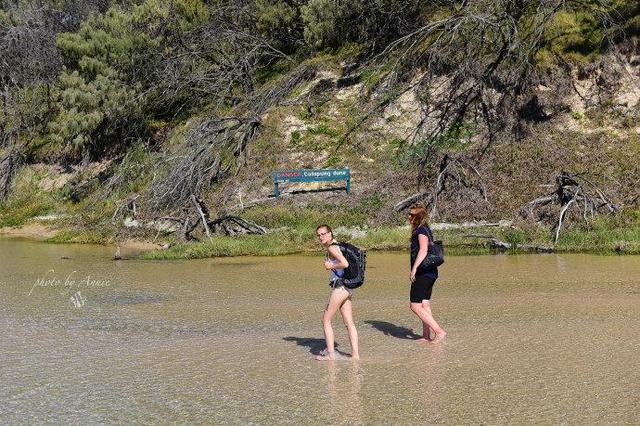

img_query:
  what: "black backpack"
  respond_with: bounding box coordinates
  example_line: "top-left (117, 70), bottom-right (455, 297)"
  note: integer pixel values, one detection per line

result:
top-left (332, 241), bottom-right (367, 289)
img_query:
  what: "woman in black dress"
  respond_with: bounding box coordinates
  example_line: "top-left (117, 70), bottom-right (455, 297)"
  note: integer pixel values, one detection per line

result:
top-left (408, 203), bottom-right (447, 343)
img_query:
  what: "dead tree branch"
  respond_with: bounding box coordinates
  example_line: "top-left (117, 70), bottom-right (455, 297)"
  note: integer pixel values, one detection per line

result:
top-left (191, 195), bottom-right (212, 240)
top-left (394, 153), bottom-right (488, 216)
top-left (520, 171), bottom-right (620, 242)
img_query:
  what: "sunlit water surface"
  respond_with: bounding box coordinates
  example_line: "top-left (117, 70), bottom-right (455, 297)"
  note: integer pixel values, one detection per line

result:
top-left (1, 239), bottom-right (639, 423)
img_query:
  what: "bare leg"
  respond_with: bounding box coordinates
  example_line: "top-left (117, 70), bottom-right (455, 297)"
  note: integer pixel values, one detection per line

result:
top-left (416, 324), bottom-right (432, 342)
top-left (410, 300), bottom-right (446, 342)
top-left (413, 300), bottom-right (433, 343)
top-left (316, 288), bottom-right (351, 361)
top-left (422, 324), bottom-right (432, 340)
top-left (414, 324), bottom-right (432, 343)
top-left (339, 294), bottom-right (359, 359)
top-left (421, 300), bottom-right (433, 341)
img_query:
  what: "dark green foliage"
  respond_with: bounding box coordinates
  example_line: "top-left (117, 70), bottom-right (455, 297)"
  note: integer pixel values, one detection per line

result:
top-left (398, 122), bottom-right (474, 167)
top-left (254, 0), bottom-right (304, 53)
top-left (301, 0), bottom-right (421, 50)
top-left (45, 1), bottom-right (210, 162)
top-left (2, 0), bottom-right (633, 164)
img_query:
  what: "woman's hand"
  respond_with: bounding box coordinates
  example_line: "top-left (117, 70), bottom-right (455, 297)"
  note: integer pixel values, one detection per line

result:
top-left (410, 268), bottom-right (417, 283)
top-left (324, 260), bottom-right (334, 270)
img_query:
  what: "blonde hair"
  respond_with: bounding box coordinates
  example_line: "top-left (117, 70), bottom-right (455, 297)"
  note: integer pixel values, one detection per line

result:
top-left (409, 203), bottom-right (429, 234)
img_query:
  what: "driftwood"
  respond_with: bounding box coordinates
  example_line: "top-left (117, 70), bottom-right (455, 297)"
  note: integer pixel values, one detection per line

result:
top-left (118, 193), bottom-right (267, 242)
top-left (112, 194), bottom-right (140, 223)
top-left (394, 190), bottom-right (431, 212)
top-left (189, 195), bottom-right (266, 237)
top-left (157, 197), bottom-right (267, 240)
top-left (465, 234), bottom-right (553, 252)
top-left (431, 220), bottom-right (513, 231)
top-left (210, 216), bottom-right (267, 236)
top-left (521, 171), bottom-right (619, 243)
top-left (191, 195), bottom-right (212, 240)
top-left (489, 239), bottom-right (554, 253)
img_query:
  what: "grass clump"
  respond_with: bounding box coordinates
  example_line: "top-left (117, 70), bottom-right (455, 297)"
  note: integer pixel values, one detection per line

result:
top-left (0, 168), bottom-right (57, 227)
top-left (143, 230), bottom-right (316, 260)
top-left (554, 209), bottom-right (640, 254)
top-left (242, 204), bottom-right (367, 232)
top-left (46, 228), bottom-right (113, 244)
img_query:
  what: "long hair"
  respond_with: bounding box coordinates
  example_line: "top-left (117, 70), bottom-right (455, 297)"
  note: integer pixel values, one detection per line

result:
top-left (409, 203), bottom-right (429, 235)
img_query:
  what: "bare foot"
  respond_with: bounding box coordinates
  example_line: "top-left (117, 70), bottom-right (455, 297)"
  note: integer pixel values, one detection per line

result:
top-left (315, 353), bottom-right (336, 361)
top-left (430, 332), bottom-right (447, 343)
top-left (351, 354), bottom-right (360, 360)
top-left (414, 337), bottom-right (431, 343)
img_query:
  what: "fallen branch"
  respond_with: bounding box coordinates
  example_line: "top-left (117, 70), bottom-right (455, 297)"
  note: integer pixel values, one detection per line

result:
top-left (465, 234), bottom-right (553, 252)
top-left (112, 194), bottom-right (141, 224)
top-left (191, 195), bottom-right (212, 240)
top-left (555, 194), bottom-right (576, 243)
top-left (394, 153), bottom-right (488, 215)
top-left (490, 238), bottom-right (553, 253)
top-left (432, 220), bottom-right (512, 231)
top-left (521, 171), bottom-right (620, 242)
top-left (209, 215), bottom-right (267, 236)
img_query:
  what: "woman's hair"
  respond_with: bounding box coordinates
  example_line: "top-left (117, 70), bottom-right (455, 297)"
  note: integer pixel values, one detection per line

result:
top-left (409, 203), bottom-right (429, 234)
top-left (316, 224), bottom-right (332, 234)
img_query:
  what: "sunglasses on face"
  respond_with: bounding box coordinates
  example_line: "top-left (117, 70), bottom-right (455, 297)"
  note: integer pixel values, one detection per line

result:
top-left (317, 231), bottom-right (330, 238)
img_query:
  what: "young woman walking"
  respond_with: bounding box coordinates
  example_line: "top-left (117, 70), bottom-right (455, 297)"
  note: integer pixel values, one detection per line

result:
top-left (408, 204), bottom-right (447, 343)
top-left (315, 224), bottom-right (360, 360)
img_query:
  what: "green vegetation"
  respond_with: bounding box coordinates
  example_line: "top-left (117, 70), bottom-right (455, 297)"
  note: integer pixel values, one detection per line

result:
top-left (46, 228), bottom-right (113, 244)
top-left (397, 122), bottom-right (475, 167)
top-left (1, 1), bottom-right (638, 260)
top-left (555, 209), bottom-right (640, 254)
top-left (141, 204), bottom-right (640, 259)
top-left (143, 232), bottom-right (310, 259)
top-left (5, 0), bottom-right (633, 162)
top-left (142, 218), bottom-right (640, 259)
top-left (0, 169), bottom-right (57, 227)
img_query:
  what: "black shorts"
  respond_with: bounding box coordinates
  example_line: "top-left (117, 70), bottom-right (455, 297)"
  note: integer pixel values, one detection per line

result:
top-left (410, 275), bottom-right (436, 303)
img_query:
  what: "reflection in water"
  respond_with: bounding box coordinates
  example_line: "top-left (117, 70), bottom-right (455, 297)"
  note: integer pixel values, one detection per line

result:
top-left (283, 336), bottom-right (353, 357)
top-left (417, 343), bottom-right (446, 418)
top-left (325, 361), bottom-right (364, 425)
top-left (0, 238), bottom-right (639, 423)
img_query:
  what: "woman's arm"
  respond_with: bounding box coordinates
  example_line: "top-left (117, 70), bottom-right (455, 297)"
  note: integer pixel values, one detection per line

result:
top-left (410, 233), bottom-right (429, 282)
top-left (324, 245), bottom-right (349, 270)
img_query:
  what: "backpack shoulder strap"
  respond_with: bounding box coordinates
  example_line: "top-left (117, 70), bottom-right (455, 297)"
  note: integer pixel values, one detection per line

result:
top-left (424, 226), bottom-right (435, 240)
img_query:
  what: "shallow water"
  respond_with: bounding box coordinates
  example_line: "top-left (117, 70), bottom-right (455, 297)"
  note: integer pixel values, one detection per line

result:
top-left (1, 238), bottom-right (639, 423)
